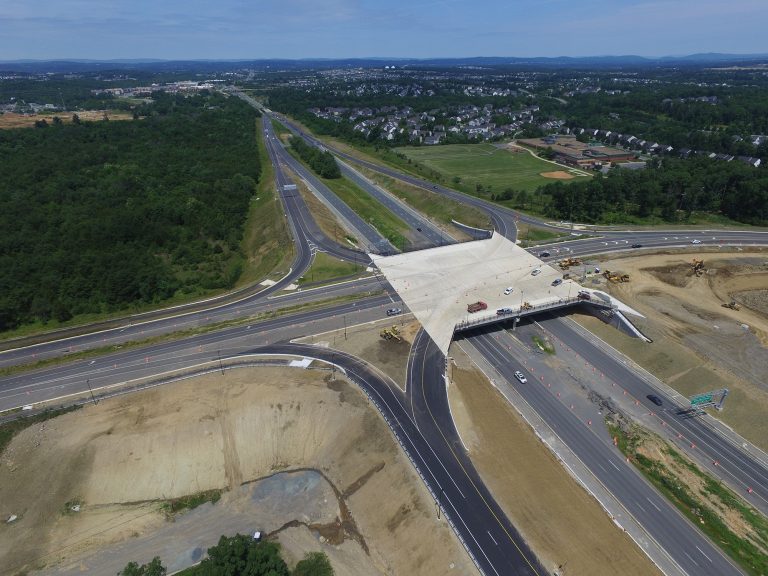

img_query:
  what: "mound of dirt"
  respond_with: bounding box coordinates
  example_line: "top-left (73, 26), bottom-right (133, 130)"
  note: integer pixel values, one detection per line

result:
top-left (540, 171), bottom-right (574, 180)
top-left (733, 289), bottom-right (768, 315)
top-left (643, 263), bottom-right (696, 287)
top-left (0, 367), bottom-right (474, 575)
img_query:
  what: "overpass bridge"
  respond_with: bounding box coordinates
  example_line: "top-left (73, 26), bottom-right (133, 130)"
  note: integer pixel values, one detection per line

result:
top-left (453, 297), bottom-right (615, 333)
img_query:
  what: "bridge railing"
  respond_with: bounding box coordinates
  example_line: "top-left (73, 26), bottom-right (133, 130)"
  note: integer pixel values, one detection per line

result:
top-left (453, 297), bottom-right (614, 332)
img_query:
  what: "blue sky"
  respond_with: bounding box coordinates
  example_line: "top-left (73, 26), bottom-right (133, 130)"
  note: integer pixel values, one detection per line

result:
top-left (0, 0), bottom-right (766, 60)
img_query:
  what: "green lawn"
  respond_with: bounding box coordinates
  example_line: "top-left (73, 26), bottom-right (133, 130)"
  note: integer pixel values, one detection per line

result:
top-left (322, 176), bottom-right (409, 249)
top-left (394, 143), bottom-right (580, 194)
top-left (298, 252), bottom-right (364, 285)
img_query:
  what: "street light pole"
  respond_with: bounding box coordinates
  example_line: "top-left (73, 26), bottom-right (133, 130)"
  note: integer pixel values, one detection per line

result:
top-left (86, 378), bottom-right (97, 405)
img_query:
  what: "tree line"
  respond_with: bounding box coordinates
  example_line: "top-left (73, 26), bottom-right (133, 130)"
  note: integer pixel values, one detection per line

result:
top-left (0, 91), bottom-right (260, 332)
top-left (118, 534), bottom-right (334, 576)
top-left (289, 136), bottom-right (341, 178)
top-left (537, 157), bottom-right (768, 224)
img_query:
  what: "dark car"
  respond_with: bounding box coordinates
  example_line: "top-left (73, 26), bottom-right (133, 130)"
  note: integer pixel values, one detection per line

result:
top-left (551, 278), bottom-right (563, 287)
top-left (540, 251), bottom-right (551, 258)
top-left (386, 307), bottom-right (402, 317)
top-left (416, 227), bottom-right (422, 232)
top-left (647, 394), bottom-right (663, 406)
top-left (631, 243), bottom-right (643, 248)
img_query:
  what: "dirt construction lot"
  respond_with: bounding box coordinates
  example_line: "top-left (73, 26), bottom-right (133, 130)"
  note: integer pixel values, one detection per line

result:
top-left (577, 250), bottom-right (768, 450)
top-left (0, 367), bottom-right (473, 575)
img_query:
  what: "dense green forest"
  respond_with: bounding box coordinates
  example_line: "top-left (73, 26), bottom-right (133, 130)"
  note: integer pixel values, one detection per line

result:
top-left (289, 136), bottom-right (341, 178)
top-left (0, 91), bottom-right (260, 331)
top-left (538, 157), bottom-right (768, 224)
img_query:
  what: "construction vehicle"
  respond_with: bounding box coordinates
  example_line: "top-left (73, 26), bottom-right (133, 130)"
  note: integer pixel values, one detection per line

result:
top-left (722, 301), bottom-right (741, 311)
top-left (692, 259), bottom-right (705, 277)
top-left (558, 257), bottom-right (582, 269)
top-left (602, 270), bottom-right (630, 283)
top-left (521, 301), bottom-right (533, 311)
top-left (467, 301), bottom-right (488, 313)
top-left (380, 325), bottom-right (402, 341)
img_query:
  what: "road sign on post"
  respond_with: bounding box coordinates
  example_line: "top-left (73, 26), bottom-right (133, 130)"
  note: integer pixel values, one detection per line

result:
top-left (689, 389), bottom-right (729, 411)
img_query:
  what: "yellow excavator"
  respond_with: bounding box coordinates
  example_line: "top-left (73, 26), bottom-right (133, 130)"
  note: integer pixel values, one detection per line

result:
top-left (380, 325), bottom-right (402, 341)
top-left (692, 259), bottom-right (705, 277)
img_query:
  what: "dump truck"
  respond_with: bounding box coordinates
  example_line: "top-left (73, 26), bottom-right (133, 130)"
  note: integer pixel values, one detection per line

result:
top-left (467, 301), bottom-right (488, 313)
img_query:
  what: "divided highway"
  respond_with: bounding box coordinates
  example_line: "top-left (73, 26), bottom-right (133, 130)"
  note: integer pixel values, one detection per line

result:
top-left (464, 328), bottom-right (743, 576)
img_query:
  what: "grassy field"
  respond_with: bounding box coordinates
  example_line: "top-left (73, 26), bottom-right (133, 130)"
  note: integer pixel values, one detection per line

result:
top-left (360, 168), bottom-right (491, 231)
top-left (321, 175), bottom-right (409, 249)
top-left (298, 252), bottom-right (364, 285)
top-left (394, 143), bottom-right (580, 194)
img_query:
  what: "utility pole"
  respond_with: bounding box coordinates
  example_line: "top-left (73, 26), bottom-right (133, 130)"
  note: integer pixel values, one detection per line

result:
top-left (217, 349), bottom-right (224, 375)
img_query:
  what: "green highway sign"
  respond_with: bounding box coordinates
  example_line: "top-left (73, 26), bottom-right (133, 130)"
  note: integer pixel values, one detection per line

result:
top-left (691, 394), bottom-right (713, 405)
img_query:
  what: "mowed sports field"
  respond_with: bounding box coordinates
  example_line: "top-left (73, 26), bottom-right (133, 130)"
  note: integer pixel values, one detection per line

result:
top-left (395, 143), bottom-right (588, 192)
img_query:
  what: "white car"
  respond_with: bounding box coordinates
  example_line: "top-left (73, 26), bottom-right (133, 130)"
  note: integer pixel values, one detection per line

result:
top-left (504, 287), bottom-right (514, 295)
top-left (514, 371), bottom-right (528, 384)
top-left (531, 268), bottom-right (541, 276)
top-left (691, 239), bottom-right (702, 244)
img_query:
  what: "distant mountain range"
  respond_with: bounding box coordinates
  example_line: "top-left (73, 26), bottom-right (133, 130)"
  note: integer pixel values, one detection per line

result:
top-left (1, 53), bottom-right (768, 73)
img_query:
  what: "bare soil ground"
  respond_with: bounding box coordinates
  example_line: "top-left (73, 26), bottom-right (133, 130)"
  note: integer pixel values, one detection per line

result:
top-left (297, 317), bottom-right (422, 390)
top-left (0, 367), bottom-right (473, 575)
top-left (540, 171), bottom-right (575, 180)
top-left (576, 251), bottom-right (768, 450)
top-left (446, 348), bottom-right (661, 576)
top-left (0, 111), bottom-right (133, 128)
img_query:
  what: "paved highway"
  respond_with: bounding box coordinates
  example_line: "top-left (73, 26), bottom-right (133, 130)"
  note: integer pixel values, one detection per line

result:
top-left (407, 328), bottom-right (546, 575)
top-left (464, 327), bottom-right (744, 576)
top-left (336, 156), bottom-right (456, 250)
top-left (540, 314), bottom-right (768, 516)
top-left (0, 293), bottom-right (397, 412)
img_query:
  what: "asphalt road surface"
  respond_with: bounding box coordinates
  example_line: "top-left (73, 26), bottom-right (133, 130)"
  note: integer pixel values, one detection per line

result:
top-left (407, 329), bottom-right (546, 576)
top-left (539, 314), bottom-right (768, 517)
top-left (465, 327), bottom-right (744, 576)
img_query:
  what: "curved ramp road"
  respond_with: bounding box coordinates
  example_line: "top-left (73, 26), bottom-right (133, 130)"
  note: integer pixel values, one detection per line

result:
top-left (406, 329), bottom-right (546, 576)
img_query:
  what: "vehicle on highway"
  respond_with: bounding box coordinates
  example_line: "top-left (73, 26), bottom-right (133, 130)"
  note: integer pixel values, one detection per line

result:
top-left (386, 307), bottom-right (402, 316)
top-left (691, 239), bottom-right (702, 244)
top-left (514, 371), bottom-right (528, 384)
top-left (504, 286), bottom-right (514, 295)
top-left (551, 278), bottom-right (563, 287)
top-left (540, 251), bottom-right (551, 258)
top-left (631, 243), bottom-right (643, 248)
top-left (496, 307), bottom-right (514, 315)
top-left (647, 394), bottom-right (663, 406)
top-left (531, 268), bottom-right (541, 276)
